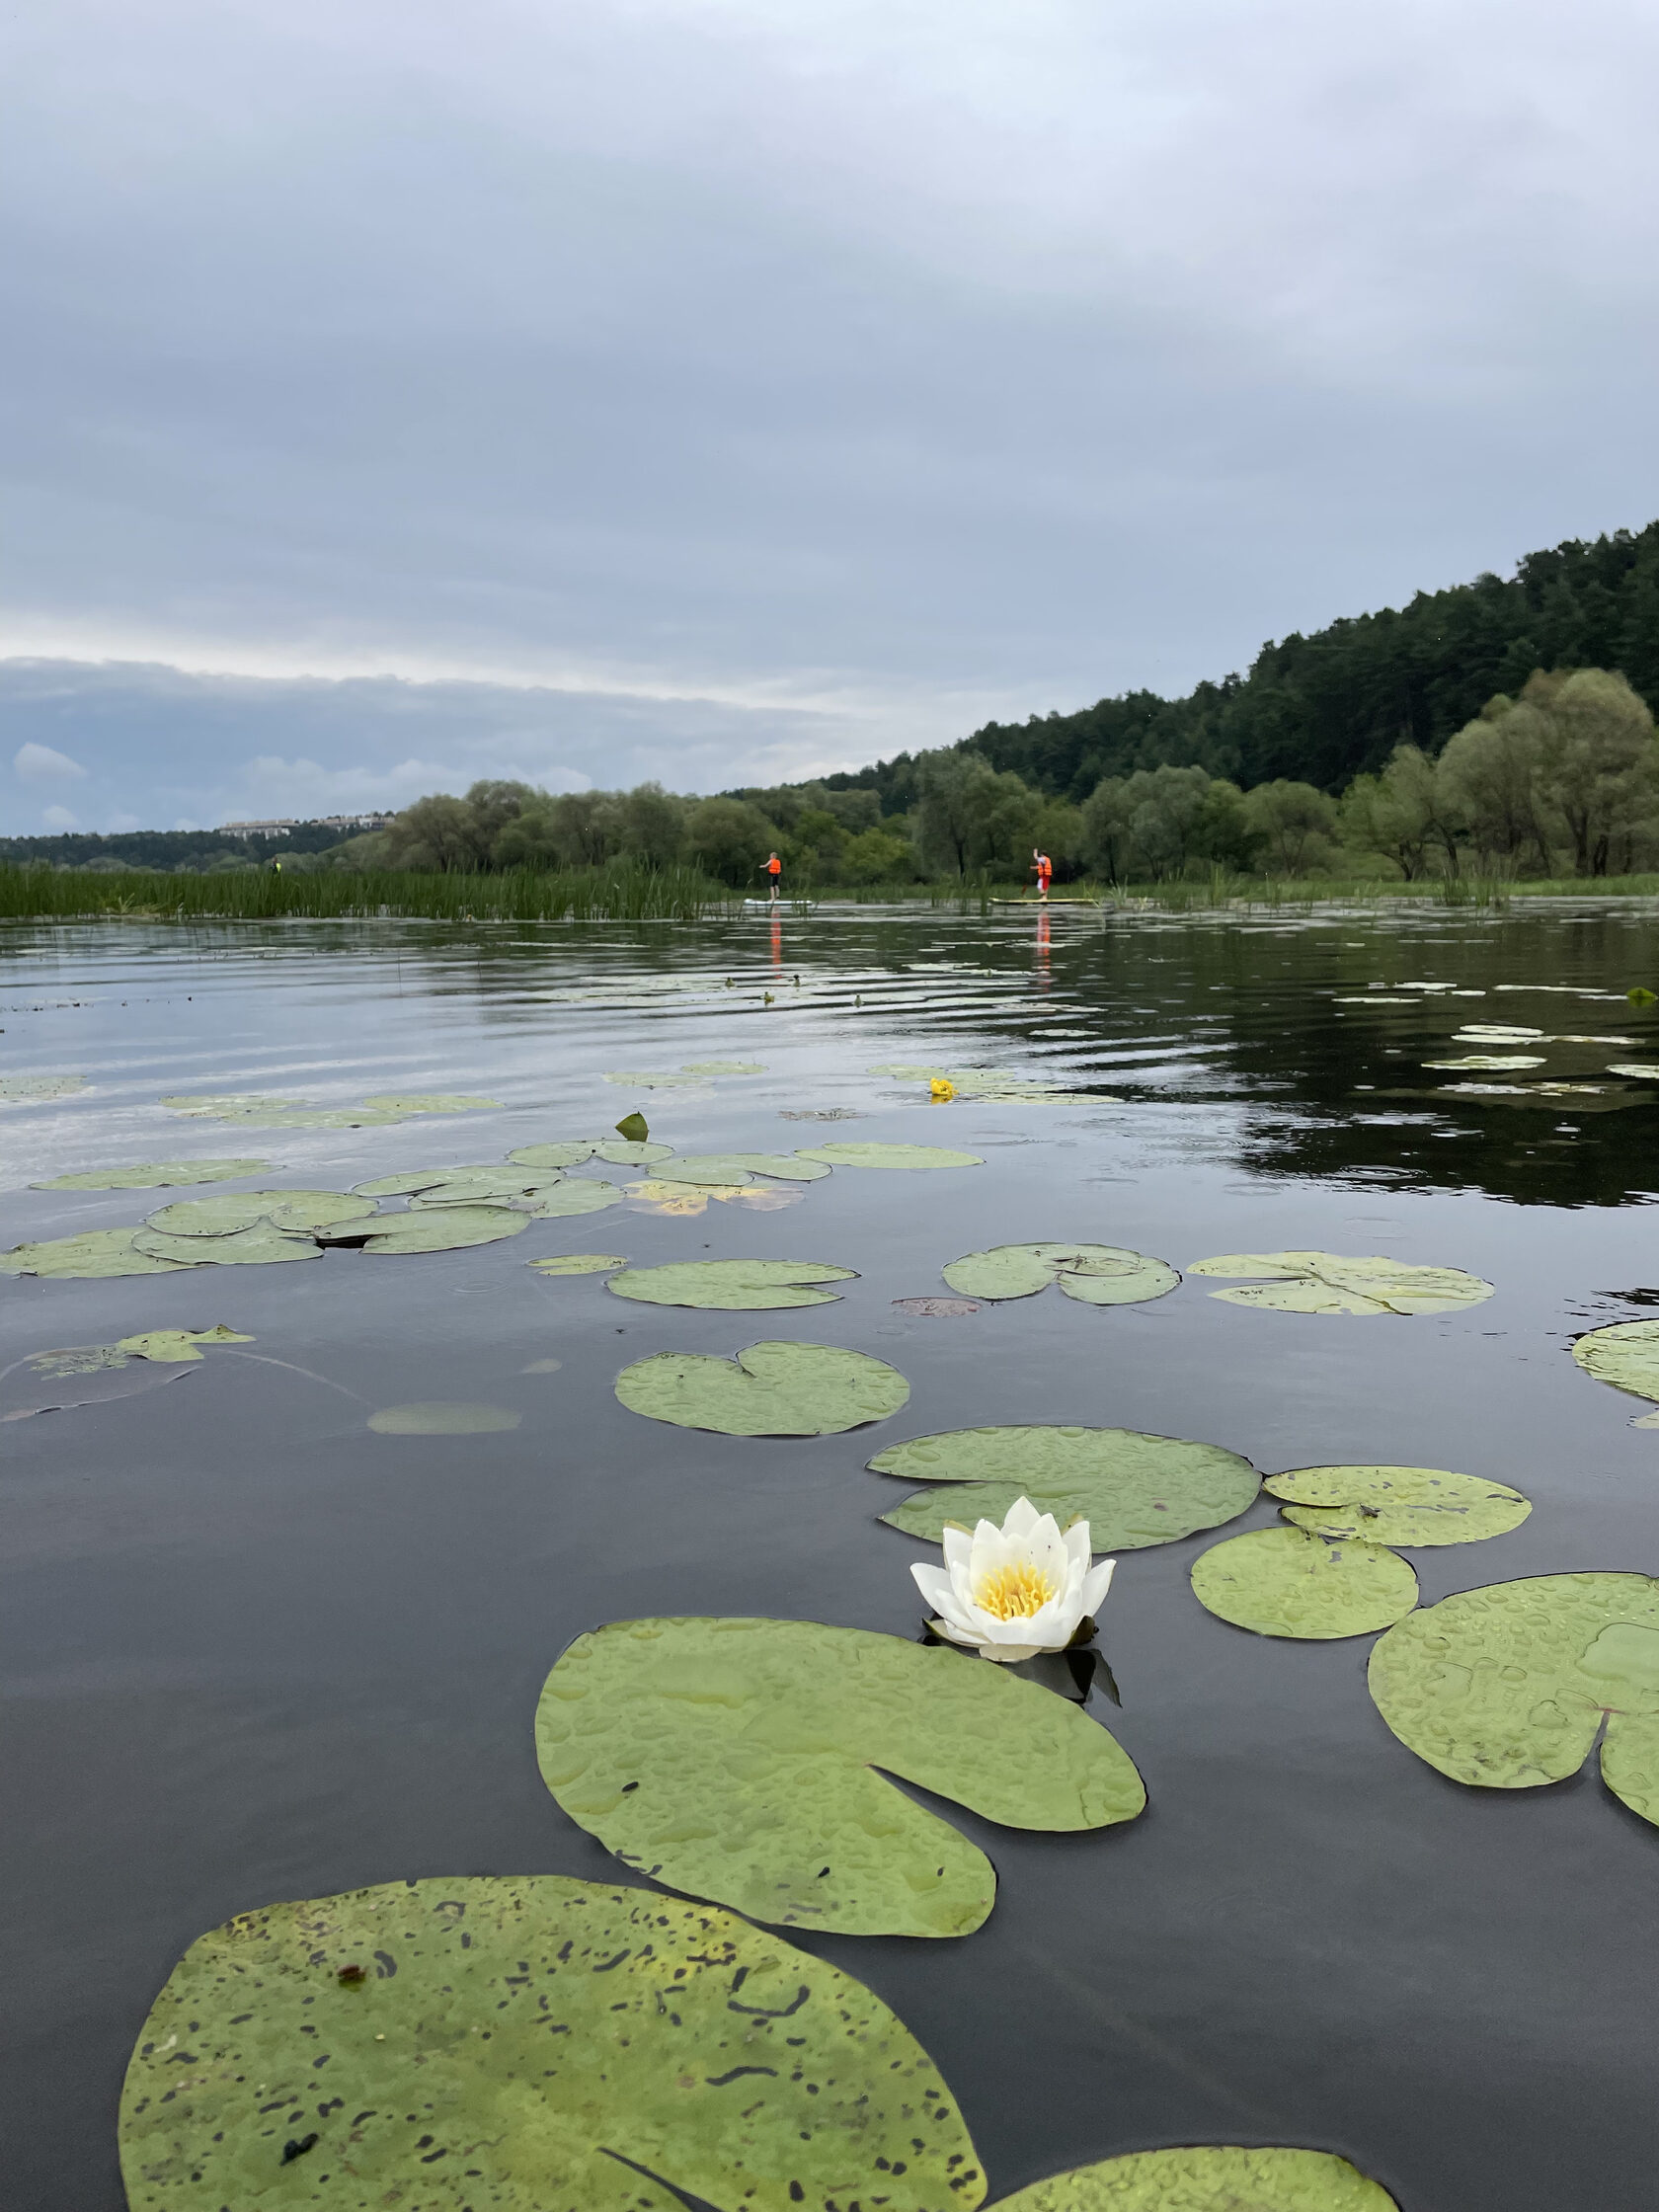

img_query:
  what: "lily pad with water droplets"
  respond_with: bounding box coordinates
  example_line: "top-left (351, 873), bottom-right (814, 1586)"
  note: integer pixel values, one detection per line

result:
top-left (941, 1242), bottom-right (1179, 1307)
top-left (0, 1073), bottom-right (88, 1105)
top-left (608, 1260), bottom-right (857, 1310)
top-left (616, 1340), bottom-right (908, 1435)
top-left (319, 1204), bottom-right (529, 1253)
top-left (680, 1060), bottom-right (767, 1075)
top-left (1, 1345), bottom-right (191, 1420)
top-left (32, 1158), bottom-right (269, 1191)
top-left (0, 1227), bottom-right (196, 1279)
top-left (537, 1617), bottom-right (1144, 1938)
top-left (872, 1425), bottom-right (1259, 1551)
top-left (133, 1222), bottom-right (324, 1266)
top-left (1187, 1251), bottom-right (1493, 1316)
top-left (367, 1401), bottom-right (521, 1434)
top-left (793, 1142), bottom-right (984, 1171)
top-left (988, 2145), bottom-right (1398, 2211)
top-left (116, 1325), bottom-right (254, 1363)
top-left (118, 1874), bottom-right (984, 2212)
top-left (144, 1189), bottom-right (376, 1237)
top-left (1571, 1317), bottom-right (1659, 1403)
top-left (357, 1093), bottom-right (501, 1112)
top-left (651, 1152), bottom-right (831, 1185)
top-left (1368, 1573), bottom-right (1659, 1824)
top-left (528, 1252), bottom-right (628, 1276)
top-left (1192, 1527), bottom-right (1419, 1638)
top-left (1265, 1464), bottom-right (1531, 1546)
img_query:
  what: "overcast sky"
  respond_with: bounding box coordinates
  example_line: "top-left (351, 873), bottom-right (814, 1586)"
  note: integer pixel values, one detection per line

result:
top-left (5, 0), bottom-right (1659, 831)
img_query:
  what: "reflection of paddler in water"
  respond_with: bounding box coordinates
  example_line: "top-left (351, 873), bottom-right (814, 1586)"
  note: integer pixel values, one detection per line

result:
top-left (765, 851), bottom-right (782, 901)
top-left (770, 908), bottom-right (783, 964)
top-left (1031, 847), bottom-right (1052, 900)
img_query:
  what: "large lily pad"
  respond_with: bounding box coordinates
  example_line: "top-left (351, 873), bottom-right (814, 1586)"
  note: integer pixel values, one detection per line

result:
top-left (681, 1060), bottom-right (767, 1075)
top-left (608, 1260), bottom-right (856, 1310)
top-left (160, 1093), bottom-right (408, 1129)
top-left (1192, 1527), bottom-right (1419, 1638)
top-left (368, 1402), bottom-right (521, 1434)
top-left (793, 1142), bottom-right (984, 1170)
top-left (116, 1325), bottom-right (254, 1363)
top-left (408, 1173), bottom-right (568, 1208)
top-left (0, 1227), bottom-right (195, 1279)
top-left (537, 1617), bottom-right (1144, 1937)
top-left (941, 1243), bottom-right (1178, 1306)
top-left (651, 1153), bottom-right (831, 1185)
top-left (615, 1341), bottom-right (908, 1435)
top-left (32, 1159), bottom-right (269, 1191)
top-left (509, 1138), bottom-right (674, 1168)
top-left (528, 1252), bottom-right (628, 1276)
top-left (118, 1874), bottom-right (985, 2211)
top-left (1368, 1574), bottom-right (1659, 1823)
top-left (1265, 1464), bottom-right (1531, 1546)
top-left (133, 1222), bottom-right (325, 1266)
top-left (988, 2145), bottom-right (1397, 2211)
top-left (1, 1345), bottom-right (191, 1421)
top-left (319, 1205), bottom-right (529, 1254)
top-left (872, 1426), bottom-right (1260, 1551)
top-left (1572, 1317), bottom-right (1659, 1402)
top-left (144, 1189), bottom-right (375, 1236)
top-left (626, 1179), bottom-right (801, 1217)
top-left (0, 1073), bottom-right (88, 1105)
top-left (357, 1093), bottom-right (500, 1112)
top-left (524, 1179), bottom-right (625, 1217)
top-left (1187, 1251), bottom-right (1494, 1316)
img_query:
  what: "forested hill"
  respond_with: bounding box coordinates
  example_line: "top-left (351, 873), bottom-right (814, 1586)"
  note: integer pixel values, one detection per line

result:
top-left (829, 520), bottom-right (1659, 811)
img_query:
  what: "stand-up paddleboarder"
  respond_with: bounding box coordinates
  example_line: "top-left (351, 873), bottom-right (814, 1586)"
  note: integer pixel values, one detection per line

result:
top-left (765, 851), bottom-right (782, 901)
top-left (1031, 847), bottom-right (1053, 901)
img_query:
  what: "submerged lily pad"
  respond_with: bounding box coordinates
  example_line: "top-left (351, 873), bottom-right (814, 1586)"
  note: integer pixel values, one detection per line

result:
top-left (133, 1221), bottom-right (324, 1266)
top-left (1368, 1574), bottom-right (1659, 1824)
top-left (0, 1227), bottom-right (195, 1279)
top-left (1572, 1317), bottom-right (1659, 1402)
top-left (527, 1252), bottom-right (628, 1276)
top-left (680, 1060), bottom-right (767, 1075)
top-left (320, 1205), bottom-right (529, 1254)
top-left (793, 1142), bottom-right (984, 1171)
top-left (873, 1426), bottom-right (1260, 1551)
top-left (1187, 1251), bottom-right (1494, 1316)
top-left (116, 1325), bottom-right (254, 1363)
top-left (1266, 1464), bottom-right (1531, 1546)
top-left (941, 1242), bottom-right (1179, 1306)
top-left (989, 2145), bottom-right (1398, 2211)
top-left (608, 1260), bottom-right (857, 1310)
top-left (357, 1093), bottom-right (501, 1112)
top-left (651, 1152), bottom-right (831, 1185)
top-left (118, 1874), bottom-right (984, 2211)
top-left (1192, 1527), bottom-right (1419, 1638)
top-left (1, 1345), bottom-right (190, 1421)
top-left (0, 1073), bottom-right (88, 1105)
top-left (616, 1341), bottom-right (908, 1435)
top-left (367, 1402), bottom-right (521, 1434)
top-left (32, 1159), bottom-right (269, 1191)
top-left (144, 1189), bottom-right (375, 1236)
top-left (537, 1617), bottom-right (1144, 1937)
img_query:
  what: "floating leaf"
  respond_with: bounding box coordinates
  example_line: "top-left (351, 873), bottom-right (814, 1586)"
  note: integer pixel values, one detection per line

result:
top-left (616, 1341), bottom-right (908, 1435)
top-left (613, 1110), bottom-right (650, 1142)
top-left (1455, 1024), bottom-right (1544, 1042)
top-left (1187, 1251), bottom-right (1493, 1316)
top-left (527, 1253), bottom-right (627, 1276)
top-left (650, 1152), bottom-right (831, 1185)
top-left (1192, 1527), bottom-right (1418, 1638)
top-left (133, 1222), bottom-right (324, 1266)
top-left (793, 1142), bottom-right (984, 1171)
top-left (0, 1227), bottom-right (194, 1279)
top-left (118, 1874), bottom-right (984, 2212)
top-left (115, 1325), bottom-right (254, 1363)
top-left (626, 1179), bottom-right (801, 1217)
top-left (367, 1402), bottom-right (521, 1434)
top-left (536, 1617), bottom-right (1144, 1937)
top-left (319, 1204), bottom-right (529, 1253)
top-left (408, 1173), bottom-right (568, 1208)
top-left (1265, 1464), bottom-right (1531, 1546)
top-left (509, 1138), bottom-right (673, 1168)
top-left (1, 1345), bottom-right (190, 1420)
top-left (608, 1260), bottom-right (856, 1310)
top-left (680, 1060), bottom-right (767, 1075)
top-left (160, 1093), bottom-right (407, 1129)
top-left (31, 1158), bottom-right (269, 1191)
top-left (1628, 986), bottom-right (1657, 1005)
top-left (941, 1242), bottom-right (1178, 1307)
top-left (1423, 1054), bottom-right (1547, 1070)
top-left (144, 1189), bottom-right (375, 1237)
top-left (779, 1106), bottom-right (862, 1121)
top-left (1368, 1573), bottom-right (1659, 1824)
top-left (524, 1178), bottom-right (625, 1217)
top-left (604, 1069), bottom-right (708, 1088)
top-left (988, 2145), bottom-right (1398, 2211)
top-left (357, 1093), bottom-right (501, 1112)
top-left (1608, 1063), bottom-right (1659, 1078)
top-left (0, 1073), bottom-right (88, 1105)
top-left (892, 1296), bottom-right (979, 1316)
top-left (872, 1426), bottom-right (1259, 1551)
top-left (1571, 1317), bottom-right (1659, 1403)
top-left (869, 1063), bottom-right (1086, 1102)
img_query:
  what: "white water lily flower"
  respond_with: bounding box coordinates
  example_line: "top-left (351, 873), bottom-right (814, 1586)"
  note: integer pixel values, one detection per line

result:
top-left (911, 1495), bottom-right (1116, 1663)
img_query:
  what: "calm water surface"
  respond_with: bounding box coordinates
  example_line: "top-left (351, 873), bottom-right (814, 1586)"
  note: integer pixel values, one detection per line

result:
top-left (6, 902), bottom-right (1659, 2210)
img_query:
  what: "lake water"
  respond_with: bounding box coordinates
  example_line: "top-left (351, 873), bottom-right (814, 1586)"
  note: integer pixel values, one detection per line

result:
top-left (5, 900), bottom-right (1659, 2211)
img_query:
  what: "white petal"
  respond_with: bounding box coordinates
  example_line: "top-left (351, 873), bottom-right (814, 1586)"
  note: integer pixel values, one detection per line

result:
top-left (1064, 1519), bottom-right (1092, 1576)
top-left (1079, 1556), bottom-right (1117, 1617)
top-left (1002, 1496), bottom-right (1043, 1540)
top-left (981, 1641), bottom-right (1042, 1663)
top-left (929, 1616), bottom-right (987, 1649)
top-left (941, 1524), bottom-right (974, 1575)
top-left (911, 1561), bottom-right (958, 1611)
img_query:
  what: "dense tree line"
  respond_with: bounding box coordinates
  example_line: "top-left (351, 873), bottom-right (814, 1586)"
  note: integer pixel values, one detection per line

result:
top-left (0, 822), bottom-right (351, 871)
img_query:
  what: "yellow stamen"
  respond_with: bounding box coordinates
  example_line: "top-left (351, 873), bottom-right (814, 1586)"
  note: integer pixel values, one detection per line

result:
top-left (973, 1561), bottom-right (1058, 1620)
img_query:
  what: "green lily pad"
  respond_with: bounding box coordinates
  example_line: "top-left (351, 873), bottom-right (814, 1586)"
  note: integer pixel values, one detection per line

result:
top-left (604, 1069), bottom-right (709, 1088)
top-left (528, 1252), bottom-right (628, 1276)
top-left (509, 1138), bottom-right (675, 1169)
top-left (1607, 1063), bottom-right (1659, 1078)
top-left (159, 1093), bottom-right (408, 1129)
top-left (651, 1153), bottom-right (832, 1186)
top-left (353, 1165), bottom-right (521, 1197)
top-left (988, 2145), bottom-right (1398, 2211)
top-left (133, 1222), bottom-right (324, 1266)
top-left (1187, 1251), bottom-right (1494, 1316)
top-left (1423, 1054), bottom-right (1547, 1070)
top-left (31, 1159), bottom-right (269, 1191)
top-left (357, 1093), bottom-right (501, 1112)
top-left (868, 1063), bottom-right (1087, 1102)
top-left (143, 1189), bottom-right (375, 1236)
top-left (118, 1874), bottom-right (984, 2212)
top-left (1192, 1527), bottom-right (1419, 1638)
top-left (793, 1143), bottom-right (984, 1171)
top-left (367, 1402), bottom-right (521, 1434)
top-left (616, 1341), bottom-right (908, 1436)
top-left (681, 1060), bottom-right (767, 1075)
top-left (941, 1242), bottom-right (1179, 1306)
top-left (1, 1345), bottom-right (191, 1420)
top-left (613, 1110), bottom-right (650, 1143)
top-left (608, 1260), bottom-right (856, 1310)
top-left (0, 1227), bottom-right (195, 1279)
top-left (0, 1073), bottom-right (88, 1105)
top-left (872, 1426), bottom-right (1260, 1551)
top-left (1572, 1317), bottom-right (1659, 1402)
top-left (116, 1325), bottom-right (254, 1363)
top-left (536, 1617), bottom-right (1144, 1937)
top-left (1265, 1464), bottom-right (1531, 1546)
top-left (525, 1178), bottom-right (625, 1217)
top-left (407, 1174), bottom-right (567, 1208)
top-left (1368, 1573), bottom-right (1659, 1824)
top-left (319, 1205), bottom-right (529, 1254)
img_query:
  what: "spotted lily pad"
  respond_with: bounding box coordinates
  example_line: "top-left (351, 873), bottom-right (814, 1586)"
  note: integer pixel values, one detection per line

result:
top-left (32, 1159), bottom-right (269, 1191)
top-left (0, 1227), bottom-right (195, 1279)
top-left (1192, 1527), bottom-right (1419, 1638)
top-left (319, 1205), bottom-right (529, 1253)
top-left (1187, 1251), bottom-right (1493, 1316)
top-left (1, 1345), bottom-right (191, 1420)
top-left (116, 1325), bottom-right (254, 1363)
top-left (1423, 1054), bottom-right (1546, 1070)
top-left (367, 1402), bottom-right (521, 1434)
top-left (133, 1221), bottom-right (324, 1266)
top-left (608, 1260), bottom-right (857, 1310)
top-left (651, 1153), bottom-right (831, 1186)
top-left (357, 1093), bottom-right (501, 1112)
top-left (144, 1189), bottom-right (376, 1236)
top-left (1265, 1464), bottom-right (1531, 1545)
top-left (988, 2145), bottom-right (1397, 2211)
top-left (680, 1061), bottom-right (767, 1075)
top-left (873, 1426), bottom-right (1260, 1551)
top-left (1368, 1573), bottom-right (1659, 1824)
top-left (616, 1341), bottom-right (908, 1435)
top-left (1572, 1317), bottom-right (1659, 1403)
top-left (528, 1253), bottom-right (628, 1276)
top-left (793, 1143), bottom-right (984, 1171)
top-left (118, 1874), bottom-right (984, 2211)
top-left (537, 1617), bottom-right (1144, 1937)
top-left (941, 1243), bottom-right (1179, 1307)
top-left (0, 1073), bottom-right (88, 1105)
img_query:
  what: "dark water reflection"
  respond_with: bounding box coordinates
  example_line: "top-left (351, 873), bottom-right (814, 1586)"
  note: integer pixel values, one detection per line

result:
top-left (5, 902), bottom-right (1659, 2211)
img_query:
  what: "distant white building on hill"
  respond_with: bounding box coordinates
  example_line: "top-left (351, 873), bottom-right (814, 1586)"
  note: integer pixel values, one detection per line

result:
top-left (217, 813), bottom-right (397, 837)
